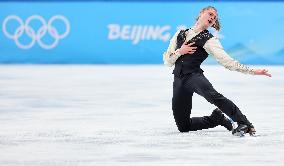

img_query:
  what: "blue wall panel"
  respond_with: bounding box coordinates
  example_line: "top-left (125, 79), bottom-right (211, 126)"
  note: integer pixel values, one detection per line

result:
top-left (0, 1), bottom-right (284, 64)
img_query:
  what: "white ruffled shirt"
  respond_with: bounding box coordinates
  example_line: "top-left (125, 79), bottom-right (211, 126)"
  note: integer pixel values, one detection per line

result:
top-left (163, 28), bottom-right (255, 75)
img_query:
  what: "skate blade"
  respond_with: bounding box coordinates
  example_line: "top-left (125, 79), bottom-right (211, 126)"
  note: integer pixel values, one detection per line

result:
top-left (249, 132), bottom-right (260, 137)
top-left (233, 131), bottom-right (246, 137)
top-left (233, 132), bottom-right (260, 137)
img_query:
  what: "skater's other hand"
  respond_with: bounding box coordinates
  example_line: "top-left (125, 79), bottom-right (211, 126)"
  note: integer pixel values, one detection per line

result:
top-left (178, 42), bottom-right (197, 55)
top-left (254, 69), bottom-right (272, 77)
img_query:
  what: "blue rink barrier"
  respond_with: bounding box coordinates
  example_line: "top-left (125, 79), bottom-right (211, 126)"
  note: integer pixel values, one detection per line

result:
top-left (0, 1), bottom-right (284, 64)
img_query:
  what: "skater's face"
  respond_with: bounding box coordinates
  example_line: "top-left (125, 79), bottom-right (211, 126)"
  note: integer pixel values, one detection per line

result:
top-left (198, 8), bottom-right (218, 29)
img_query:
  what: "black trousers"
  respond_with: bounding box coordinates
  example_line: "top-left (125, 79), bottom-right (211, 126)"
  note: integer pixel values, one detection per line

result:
top-left (172, 72), bottom-right (252, 132)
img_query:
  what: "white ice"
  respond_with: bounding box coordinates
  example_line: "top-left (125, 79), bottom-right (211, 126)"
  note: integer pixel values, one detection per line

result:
top-left (0, 65), bottom-right (283, 166)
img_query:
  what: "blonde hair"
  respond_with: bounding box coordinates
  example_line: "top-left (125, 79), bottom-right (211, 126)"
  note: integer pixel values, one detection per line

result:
top-left (196, 6), bottom-right (221, 31)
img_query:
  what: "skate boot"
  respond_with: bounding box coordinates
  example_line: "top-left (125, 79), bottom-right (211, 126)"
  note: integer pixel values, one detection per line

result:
top-left (211, 108), bottom-right (233, 131)
top-left (232, 124), bottom-right (256, 137)
top-left (232, 124), bottom-right (248, 136)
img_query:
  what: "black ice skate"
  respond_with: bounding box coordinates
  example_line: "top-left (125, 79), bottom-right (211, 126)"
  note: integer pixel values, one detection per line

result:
top-left (232, 124), bottom-right (248, 136)
top-left (232, 124), bottom-right (256, 137)
top-left (211, 108), bottom-right (233, 131)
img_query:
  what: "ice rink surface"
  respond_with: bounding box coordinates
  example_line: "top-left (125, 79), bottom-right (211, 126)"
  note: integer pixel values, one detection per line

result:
top-left (0, 65), bottom-right (283, 166)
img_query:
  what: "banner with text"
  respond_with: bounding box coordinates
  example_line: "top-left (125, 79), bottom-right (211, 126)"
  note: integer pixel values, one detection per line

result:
top-left (0, 2), bottom-right (283, 64)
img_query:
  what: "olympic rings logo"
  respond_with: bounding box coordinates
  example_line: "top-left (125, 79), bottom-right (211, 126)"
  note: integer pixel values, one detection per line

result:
top-left (2, 15), bottom-right (70, 49)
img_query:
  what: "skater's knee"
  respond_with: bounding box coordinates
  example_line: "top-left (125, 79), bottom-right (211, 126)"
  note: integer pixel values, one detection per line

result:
top-left (175, 119), bottom-right (191, 132)
top-left (177, 127), bottom-right (190, 132)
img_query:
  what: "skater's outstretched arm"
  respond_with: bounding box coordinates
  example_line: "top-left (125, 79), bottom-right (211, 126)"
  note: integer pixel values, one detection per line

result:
top-left (253, 69), bottom-right (271, 77)
top-left (203, 37), bottom-right (272, 77)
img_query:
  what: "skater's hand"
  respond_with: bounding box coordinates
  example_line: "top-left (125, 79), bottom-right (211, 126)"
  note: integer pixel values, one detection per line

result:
top-left (254, 69), bottom-right (272, 77)
top-left (178, 42), bottom-right (197, 55)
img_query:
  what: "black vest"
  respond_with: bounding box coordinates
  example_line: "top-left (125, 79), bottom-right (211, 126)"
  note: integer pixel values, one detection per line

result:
top-left (173, 29), bottom-right (213, 77)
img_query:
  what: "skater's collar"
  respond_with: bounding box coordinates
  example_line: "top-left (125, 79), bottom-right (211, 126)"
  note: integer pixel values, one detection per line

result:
top-left (190, 25), bottom-right (206, 34)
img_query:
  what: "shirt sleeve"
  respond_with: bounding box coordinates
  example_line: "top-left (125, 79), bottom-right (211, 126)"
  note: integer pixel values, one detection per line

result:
top-left (163, 30), bottom-right (182, 67)
top-left (203, 37), bottom-right (255, 75)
